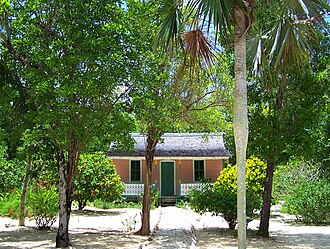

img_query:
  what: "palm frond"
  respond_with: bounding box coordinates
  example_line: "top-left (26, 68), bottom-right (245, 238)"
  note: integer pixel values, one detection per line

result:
top-left (184, 28), bottom-right (214, 67)
top-left (157, 0), bottom-right (183, 48)
top-left (187, 0), bottom-right (235, 37)
top-left (266, 17), bottom-right (317, 70)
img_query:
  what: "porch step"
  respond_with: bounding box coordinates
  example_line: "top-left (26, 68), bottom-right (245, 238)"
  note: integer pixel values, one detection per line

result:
top-left (160, 196), bottom-right (177, 207)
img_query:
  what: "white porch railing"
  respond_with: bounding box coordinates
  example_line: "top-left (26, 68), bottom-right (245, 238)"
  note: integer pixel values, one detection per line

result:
top-left (123, 183), bottom-right (144, 196)
top-left (180, 182), bottom-right (212, 196)
top-left (123, 182), bottom-right (211, 196)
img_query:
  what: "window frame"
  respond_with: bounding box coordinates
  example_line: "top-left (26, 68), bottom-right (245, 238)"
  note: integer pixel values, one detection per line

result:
top-left (129, 159), bottom-right (142, 182)
top-left (193, 159), bottom-right (206, 182)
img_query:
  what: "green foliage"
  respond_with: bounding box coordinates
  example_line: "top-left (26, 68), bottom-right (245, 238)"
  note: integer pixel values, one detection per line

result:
top-left (27, 186), bottom-right (58, 229)
top-left (73, 152), bottom-right (124, 210)
top-left (0, 192), bottom-right (21, 218)
top-left (189, 157), bottom-right (266, 229)
top-left (214, 156), bottom-right (266, 211)
top-left (282, 180), bottom-right (330, 225)
top-left (93, 199), bottom-right (142, 210)
top-left (273, 159), bottom-right (321, 198)
top-left (0, 158), bottom-right (25, 193)
top-left (138, 185), bottom-right (160, 208)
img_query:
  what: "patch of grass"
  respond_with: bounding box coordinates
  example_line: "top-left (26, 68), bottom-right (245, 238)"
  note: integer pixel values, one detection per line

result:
top-left (0, 191), bottom-right (21, 218)
top-left (93, 199), bottom-right (142, 209)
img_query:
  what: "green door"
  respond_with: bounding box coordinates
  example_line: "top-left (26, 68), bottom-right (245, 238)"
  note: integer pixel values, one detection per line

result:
top-left (161, 162), bottom-right (175, 196)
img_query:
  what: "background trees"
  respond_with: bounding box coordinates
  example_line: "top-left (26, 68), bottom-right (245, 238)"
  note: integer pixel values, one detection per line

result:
top-left (1, 0), bottom-right (134, 247)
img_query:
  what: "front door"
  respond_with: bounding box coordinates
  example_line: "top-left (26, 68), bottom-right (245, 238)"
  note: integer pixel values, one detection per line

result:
top-left (161, 162), bottom-right (175, 196)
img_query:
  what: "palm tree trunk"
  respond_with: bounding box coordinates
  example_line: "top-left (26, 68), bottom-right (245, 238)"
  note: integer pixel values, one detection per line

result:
top-left (18, 155), bottom-right (32, 226)
top-left (234, 7), bottom-right (248, 249)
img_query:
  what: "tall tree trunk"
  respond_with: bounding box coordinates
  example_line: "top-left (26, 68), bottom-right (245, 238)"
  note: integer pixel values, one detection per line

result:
top-left (258, 161), bottom-right (275, 237)
top-left (56, 148), bottom-right (71, 248)
top-left (136, 127), bottom-right (159, 236)
top-left (56, 134), bottom-right (81, 248)
top-left (18, 155), bottom-right (32, 226)
top-left (234, 7), bottom-right (248, 249)
top-left (259, 79), bottom-right (286, 237)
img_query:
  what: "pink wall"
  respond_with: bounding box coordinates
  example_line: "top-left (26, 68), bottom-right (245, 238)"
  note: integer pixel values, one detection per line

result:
top-left (112, 158), bottom-right (224, 186)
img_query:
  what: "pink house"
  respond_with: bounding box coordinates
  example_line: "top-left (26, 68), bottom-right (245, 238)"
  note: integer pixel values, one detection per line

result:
top-left (107, 133), bottom-right (231, 198)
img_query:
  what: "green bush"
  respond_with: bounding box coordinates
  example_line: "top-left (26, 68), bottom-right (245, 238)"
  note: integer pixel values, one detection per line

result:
top-left (273, 159), bottom-right (321, 198)
top-left (282, 180), bottom-right (330, 224)
top-left (27, 186), bottom-right (58, 229)
top-left (0, 192), bottom-right (21, 218)
top-left (189, 157), bottom-right (266, 229)
top-left (0, 159), bottom-right (25, 193)
top-left (73, 152), bottom-right (124, 210)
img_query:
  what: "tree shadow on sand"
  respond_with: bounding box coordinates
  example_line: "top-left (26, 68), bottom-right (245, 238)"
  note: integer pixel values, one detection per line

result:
top-left (195, 227), bottom-right (330, 249)
top-left (0, 226), bottom-right (147, 249)
top-left (72, 208), bottom-right (124, 217)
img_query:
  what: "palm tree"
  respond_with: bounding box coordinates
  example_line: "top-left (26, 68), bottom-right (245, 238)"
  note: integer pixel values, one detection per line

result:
top-left (158, 0), bottom-right (328, 247)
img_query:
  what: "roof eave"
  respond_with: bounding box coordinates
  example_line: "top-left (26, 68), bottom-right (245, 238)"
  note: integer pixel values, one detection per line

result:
top-left (109, 156), bottom-right (231, 160)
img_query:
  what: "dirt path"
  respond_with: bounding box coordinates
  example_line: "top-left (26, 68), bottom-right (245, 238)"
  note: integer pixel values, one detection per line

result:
top-left (0, 206), bottom-right (330, 248)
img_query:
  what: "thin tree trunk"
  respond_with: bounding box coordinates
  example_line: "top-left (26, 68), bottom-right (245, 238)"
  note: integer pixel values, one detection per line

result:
top-left (136, 127), bottom-right (159, 236)
top-left (56, 148), bottom-right (71, 248)
top-left (234, 7), bottom-right (248, 249)
top-left (18, 155), bottom-right (32, 226)
top-left (258, 161), bottom-right (275, 237)
top-left (55, 134), bottom-right (81, 248)
top-left (137, 154), bottom-right (153, 235)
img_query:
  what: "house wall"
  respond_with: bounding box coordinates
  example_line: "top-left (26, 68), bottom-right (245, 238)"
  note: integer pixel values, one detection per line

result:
top-left (112, 159), bottom-right (129, 182)
top-left (205, 159), bottom-right (223, 182)
top-left (112, 158), bottom-right (225, 195)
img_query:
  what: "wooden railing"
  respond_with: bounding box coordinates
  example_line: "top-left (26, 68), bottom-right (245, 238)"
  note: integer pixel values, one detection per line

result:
top-left (180, 182), bottom-right (211, 196)
top-left (123, 182), bottom-right (211, 196)
top-left (123, 182), bottom-right (144, 196)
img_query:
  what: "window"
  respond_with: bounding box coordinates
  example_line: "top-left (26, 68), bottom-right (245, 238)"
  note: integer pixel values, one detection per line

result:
top-left (194, 160), bottom-right (205, 181)
top-left (130, 160), bottom-right (141, 182)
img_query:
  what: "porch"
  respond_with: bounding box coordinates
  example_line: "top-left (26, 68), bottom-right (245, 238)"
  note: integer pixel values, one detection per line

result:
top-left (123, 182), bottom-right (209, 197)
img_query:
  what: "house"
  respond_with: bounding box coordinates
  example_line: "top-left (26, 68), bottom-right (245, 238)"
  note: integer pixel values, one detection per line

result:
top-left (107, 133), bottom-right (231, 199)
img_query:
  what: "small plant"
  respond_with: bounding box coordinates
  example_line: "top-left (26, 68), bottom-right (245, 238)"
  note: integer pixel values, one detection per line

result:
top-left (121, 213), bottom-right (138, 233)
top-left (27, 185), bottom-right (58, 229)
top-left (175, 198), bottom-right (189, 209)
top-left (138, 185), bottom-right (160, 208)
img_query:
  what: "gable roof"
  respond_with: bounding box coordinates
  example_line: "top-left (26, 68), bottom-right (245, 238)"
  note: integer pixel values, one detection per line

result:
top-left (107, 133), bottom-right (231, 159)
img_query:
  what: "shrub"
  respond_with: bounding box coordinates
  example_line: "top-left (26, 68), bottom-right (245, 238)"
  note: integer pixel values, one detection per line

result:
top-left (189, 157), bottom-right (266, 229)
top-left (27, 185), bottom-right (58, 229)
top-left (0, 191), bottom-right (21, 218)
top-left (0, 159), bottom-right (25, 193)
top-left (282, 180), bottom-right (330, 224)
top-left (273, 159), bottom-right (321, 198)
top-left (73, 152), bottom-right (124, 210)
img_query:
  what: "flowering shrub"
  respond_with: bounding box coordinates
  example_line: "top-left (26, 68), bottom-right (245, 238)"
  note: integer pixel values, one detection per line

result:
top-left (190, 157), bottom-right (266, 229)
top-left (73, 152), bottom-right (124, 210)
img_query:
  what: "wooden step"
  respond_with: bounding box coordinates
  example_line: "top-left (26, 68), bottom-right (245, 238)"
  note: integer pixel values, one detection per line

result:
top-left (160, 196), bottom-right (177, 206)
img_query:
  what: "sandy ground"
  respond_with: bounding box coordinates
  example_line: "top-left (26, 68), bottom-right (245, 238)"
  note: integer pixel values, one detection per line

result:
top-left (0, 205), bottom-right (330, 249)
